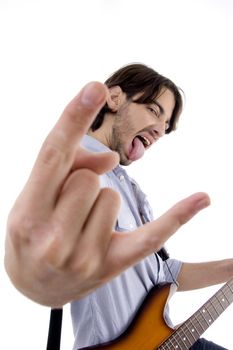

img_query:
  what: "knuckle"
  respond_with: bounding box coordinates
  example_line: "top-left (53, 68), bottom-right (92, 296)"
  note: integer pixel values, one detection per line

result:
top-left (40, 130), bottom-right (74, 168)
top-left (100, 188), bottom-right (121, 208)
top-left (41, 140), bottom-right (61, 165)
top-left (40, 138), bottom-right (64, 167)
top-left (70, 168), bottom-right (100, 193)
top-left (69, 251), bottom-right (102, 278)
top-left (7, 212), bottom-right (34, 245)
top-left (7, 210), bottom-right (57, 256)
top-left (38, 223), bottom-right (68, 267)
top-left (137, 224), bottom-right (162, 252)
top-left (59, 168), bottom-right (101, 208)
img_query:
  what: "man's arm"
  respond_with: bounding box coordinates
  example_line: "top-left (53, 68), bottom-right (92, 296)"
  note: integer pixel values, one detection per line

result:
top-left (177, 259), bottom-right (233, 291)
top-left (4, 81), bottom-right (210, 307)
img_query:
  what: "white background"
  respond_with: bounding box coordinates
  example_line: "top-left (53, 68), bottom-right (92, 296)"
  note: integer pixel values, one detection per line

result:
top-left (0, 0), bottom-right (233, 349)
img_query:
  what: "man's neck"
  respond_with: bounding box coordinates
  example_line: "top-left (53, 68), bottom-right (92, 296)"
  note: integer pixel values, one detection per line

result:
top-left (87, 129), bottom-right (110, 149)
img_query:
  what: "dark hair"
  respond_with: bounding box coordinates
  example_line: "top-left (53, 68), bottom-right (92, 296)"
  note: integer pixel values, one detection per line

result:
top-left (91, 63), bottom-right (183, 133)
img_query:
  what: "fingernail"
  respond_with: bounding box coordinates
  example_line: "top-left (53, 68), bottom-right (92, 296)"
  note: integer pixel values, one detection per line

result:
top-left (80, 82), bottom-right (106, 107)
top-left (195, 197), bottom-right (211, 211)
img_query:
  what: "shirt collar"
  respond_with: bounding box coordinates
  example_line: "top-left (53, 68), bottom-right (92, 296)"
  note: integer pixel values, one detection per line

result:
top-left (81, 135), bottom-right (111, 153)
top-left (81, 135), bottom-right (128, 177)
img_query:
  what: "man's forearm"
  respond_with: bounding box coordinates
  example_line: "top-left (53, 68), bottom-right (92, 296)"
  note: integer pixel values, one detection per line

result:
top-left (177, 259), bottom-right (233, 291)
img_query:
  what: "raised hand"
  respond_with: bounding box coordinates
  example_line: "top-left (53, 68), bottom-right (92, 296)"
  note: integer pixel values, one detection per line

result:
top-left (4, 82), bottom-right (210, 307)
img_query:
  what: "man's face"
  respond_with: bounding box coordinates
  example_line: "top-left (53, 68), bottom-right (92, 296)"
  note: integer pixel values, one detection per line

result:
top-left (109, 88), bottom-right (175, 165)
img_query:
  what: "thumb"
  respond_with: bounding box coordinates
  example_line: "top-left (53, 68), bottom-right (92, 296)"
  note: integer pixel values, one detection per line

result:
top-left (139, 192), bottom-right (210, 250)
top-left (104, 192), bottom-right (210, 278)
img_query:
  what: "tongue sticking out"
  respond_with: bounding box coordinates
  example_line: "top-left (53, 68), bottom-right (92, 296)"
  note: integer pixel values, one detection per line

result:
top-left (128, 137), bottom-right (145, 161)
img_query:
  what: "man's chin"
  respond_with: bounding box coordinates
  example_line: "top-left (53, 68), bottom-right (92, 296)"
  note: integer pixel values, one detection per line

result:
top-left (119, 150), bottom-right (139, 166)
top-left (119, 157), bottom-right (133, 166)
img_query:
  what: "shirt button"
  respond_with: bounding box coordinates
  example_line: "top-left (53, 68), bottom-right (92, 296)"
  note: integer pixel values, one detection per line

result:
top-left (129, 223), bottom-right (134, 229)
top-left (119, 175), bottom-right (125, 181)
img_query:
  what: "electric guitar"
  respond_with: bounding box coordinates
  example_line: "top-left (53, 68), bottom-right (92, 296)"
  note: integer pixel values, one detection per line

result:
top-left (80, 278), bottom-right (233, 350)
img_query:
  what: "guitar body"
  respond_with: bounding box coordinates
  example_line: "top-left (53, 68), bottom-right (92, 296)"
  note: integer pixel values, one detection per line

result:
top-left (80, 284), bottom-right (175, 350)
top-left (80, 278), bottom-right (233, 350)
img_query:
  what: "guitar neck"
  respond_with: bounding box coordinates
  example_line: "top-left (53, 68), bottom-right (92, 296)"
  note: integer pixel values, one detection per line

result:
top-left (159, 278), bottom-right (233, 350)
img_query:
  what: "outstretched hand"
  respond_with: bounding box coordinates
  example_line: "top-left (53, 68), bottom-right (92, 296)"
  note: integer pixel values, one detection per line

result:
top-left (4, 82), bottom-right (210, 307)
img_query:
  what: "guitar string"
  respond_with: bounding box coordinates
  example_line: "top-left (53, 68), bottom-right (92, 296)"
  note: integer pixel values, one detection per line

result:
top-left (177, 325), bottom-right (192, 348)
top-left (160, 297), bottom-right (218, 348)
top-left (167, 310), bottom-right (203, 349)
top-left (163, 286), bottom-right (232, 349)
top-left (158, 280), bottom-right (233, 350)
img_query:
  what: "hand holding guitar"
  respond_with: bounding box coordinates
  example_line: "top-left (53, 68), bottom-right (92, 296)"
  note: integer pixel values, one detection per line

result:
top-left (4, 82), bottom-right (210, 307)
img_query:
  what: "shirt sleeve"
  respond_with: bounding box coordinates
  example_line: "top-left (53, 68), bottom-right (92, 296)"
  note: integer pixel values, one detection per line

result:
top-left (163, 258), bottom-right (183, 284)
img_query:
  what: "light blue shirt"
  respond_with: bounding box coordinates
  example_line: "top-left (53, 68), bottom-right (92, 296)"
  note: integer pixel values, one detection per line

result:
top-left (71, 135), bottom-right (182, 350)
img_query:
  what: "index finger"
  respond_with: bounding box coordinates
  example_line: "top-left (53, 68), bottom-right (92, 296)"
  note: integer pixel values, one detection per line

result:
top-left (22, 82), bottom-right (108, 211)
top-left (56, 81), bottom-right (108, 147)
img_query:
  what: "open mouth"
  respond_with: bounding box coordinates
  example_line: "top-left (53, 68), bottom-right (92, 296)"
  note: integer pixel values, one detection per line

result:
top-left (136, 135), bottom-right (151, 148)
top-left (128, 135), bottom-right (152, 162)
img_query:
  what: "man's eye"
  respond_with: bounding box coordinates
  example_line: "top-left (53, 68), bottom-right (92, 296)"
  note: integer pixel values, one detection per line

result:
top-left (148, 107), bottom-right (159, 116)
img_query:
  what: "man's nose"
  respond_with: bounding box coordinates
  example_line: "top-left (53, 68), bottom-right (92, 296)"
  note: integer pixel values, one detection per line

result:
top-left (153, 121), bottom-right (166, 138)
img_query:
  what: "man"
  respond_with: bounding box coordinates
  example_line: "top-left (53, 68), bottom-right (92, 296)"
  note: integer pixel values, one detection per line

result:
top-left (70, 64), bottom-right (231, 350)
top-left (4, 65), bottom-right (225, 348)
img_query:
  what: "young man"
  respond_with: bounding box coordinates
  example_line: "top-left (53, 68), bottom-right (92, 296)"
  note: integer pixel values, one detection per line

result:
top-left (70, 64), bottom-right (231, 350)
top-left (4, 65), bottom-right (228, 349)
top-left (5, 70), bottom-right (210, 307)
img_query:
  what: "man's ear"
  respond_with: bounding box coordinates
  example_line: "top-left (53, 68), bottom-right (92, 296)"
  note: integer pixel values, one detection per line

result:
top-left (106, 86), bottom-right (123, 112)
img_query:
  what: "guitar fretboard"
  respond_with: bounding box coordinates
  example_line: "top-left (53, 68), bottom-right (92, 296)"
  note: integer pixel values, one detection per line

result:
top-left (158, 278), bottom-right (233, 350)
